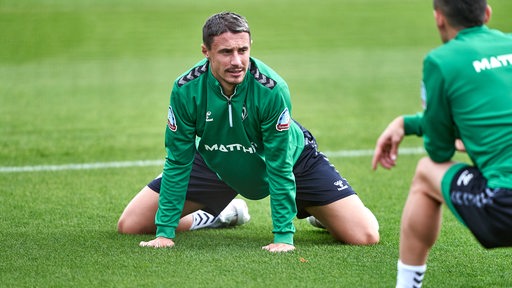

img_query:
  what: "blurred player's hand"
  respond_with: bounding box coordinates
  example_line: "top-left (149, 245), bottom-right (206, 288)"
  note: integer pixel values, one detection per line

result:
top-left (262, 243), bottom-right (295, 252)
top-left (139, 236), bottom-right (175, 248)
top-left (372, 116), bottom-right (405, 170)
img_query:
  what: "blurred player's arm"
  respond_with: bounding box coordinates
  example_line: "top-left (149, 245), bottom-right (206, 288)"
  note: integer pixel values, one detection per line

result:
top-left (372, 116), bottom-right (405, 170)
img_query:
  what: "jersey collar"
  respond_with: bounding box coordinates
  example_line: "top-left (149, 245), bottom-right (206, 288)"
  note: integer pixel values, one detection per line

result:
top-left (207, 59), bottom-right (251, 99)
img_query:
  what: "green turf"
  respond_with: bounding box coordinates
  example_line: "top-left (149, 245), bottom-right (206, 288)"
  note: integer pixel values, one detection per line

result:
top-left (1, 0), bottom-right (512, 287)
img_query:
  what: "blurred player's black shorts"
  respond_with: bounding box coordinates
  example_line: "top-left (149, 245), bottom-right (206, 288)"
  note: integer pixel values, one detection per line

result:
top-left (447, 165), bottom-right (512, 249)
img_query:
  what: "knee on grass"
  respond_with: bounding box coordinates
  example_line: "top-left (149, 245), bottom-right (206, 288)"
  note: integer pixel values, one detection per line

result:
top-left (117, 217), bottom-right (154, 235)
top-left (332, 209), bottom-right (380, 245)
top-left (333, 226), bottom-right (380, 245)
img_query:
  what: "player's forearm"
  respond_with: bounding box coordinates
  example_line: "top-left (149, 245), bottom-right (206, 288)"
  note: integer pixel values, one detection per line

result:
top-left (154, 160), bottom-right (191, 239)
top-left (269, 189), bottom-right (297, 245)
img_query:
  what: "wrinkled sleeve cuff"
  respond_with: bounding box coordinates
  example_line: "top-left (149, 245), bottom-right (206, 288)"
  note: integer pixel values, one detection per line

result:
top-left (273, 232), bottom-right (294, 245)
top-left (156, 226), bottom-right (176, 239)
top-left (403, 113), bottom-right (423, 136)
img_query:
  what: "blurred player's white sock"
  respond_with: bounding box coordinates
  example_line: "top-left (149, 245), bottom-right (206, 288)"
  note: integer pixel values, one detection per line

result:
top-left (396, 260), bottom-right (426, 288)
top-left (190, 210), bottom-right (217, 230)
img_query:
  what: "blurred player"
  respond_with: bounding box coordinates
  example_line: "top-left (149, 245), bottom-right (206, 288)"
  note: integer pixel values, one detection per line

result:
top-left (372, 1), bottom-right (512, 287)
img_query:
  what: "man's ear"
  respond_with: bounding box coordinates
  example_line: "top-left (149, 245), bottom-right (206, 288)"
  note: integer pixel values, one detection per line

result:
top-left (201, 44), bottom-right (209, 58)
top-left (433, 9), bottom-right (445, 29)
top-left (484, 5), bottom-right (492, 24)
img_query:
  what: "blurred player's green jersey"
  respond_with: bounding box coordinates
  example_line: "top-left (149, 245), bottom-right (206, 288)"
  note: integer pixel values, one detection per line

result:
top-left (156, 57), bottom-right (304, 244)
top-left (403, 25), bottom-right (512, 189)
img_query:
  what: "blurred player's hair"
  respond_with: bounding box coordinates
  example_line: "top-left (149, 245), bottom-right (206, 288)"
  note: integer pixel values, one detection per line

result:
top-left (433, 0), bottom-right (487, 28)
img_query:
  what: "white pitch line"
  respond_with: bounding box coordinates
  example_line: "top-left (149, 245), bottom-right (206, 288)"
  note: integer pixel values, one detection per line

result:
top-left (0, 147), bottom-right (424, 173)
top-left (0, 160), bottom-right (164, 173)
top-left (323, 147), bottom-right (425, 158)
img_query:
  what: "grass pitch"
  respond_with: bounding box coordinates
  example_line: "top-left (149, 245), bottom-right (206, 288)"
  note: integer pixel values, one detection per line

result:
top-left (1, 0), bottom-right (512, 287)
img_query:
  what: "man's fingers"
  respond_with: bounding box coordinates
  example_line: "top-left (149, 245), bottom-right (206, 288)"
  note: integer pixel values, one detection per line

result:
top-left (371, 148), bottom-right (381, 170)
top-left (389, 141), bottom-right (399, 162)
top-left (372, 140), bottom-right (395, 170)
top-left (261, 243), bottom-right (295, 253)
top-left (139, 238), bottom-right (175, 248)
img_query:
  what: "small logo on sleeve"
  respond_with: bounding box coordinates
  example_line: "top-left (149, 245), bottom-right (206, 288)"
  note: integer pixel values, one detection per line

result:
top-left (276, 108), bottom-right (290, 131)
top-left (167, 106), bottom-right (177, 131)
top-left (206, 111), bottom-right (214, 122)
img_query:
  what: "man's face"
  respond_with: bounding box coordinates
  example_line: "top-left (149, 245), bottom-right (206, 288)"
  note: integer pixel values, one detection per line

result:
top-left (202, 32), bottom-right (251, 95)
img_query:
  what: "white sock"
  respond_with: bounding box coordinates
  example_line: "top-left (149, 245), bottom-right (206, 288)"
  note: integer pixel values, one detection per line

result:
top-left (396, 260), bottom-right (426, 288)
top-left (190, 210), bottom-right (218, 230)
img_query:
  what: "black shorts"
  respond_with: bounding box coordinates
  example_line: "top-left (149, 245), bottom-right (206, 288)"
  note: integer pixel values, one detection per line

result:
top-left (148, 124), bottom-right (355, 218)
top-left (443, 164), bottom-right (512, 249)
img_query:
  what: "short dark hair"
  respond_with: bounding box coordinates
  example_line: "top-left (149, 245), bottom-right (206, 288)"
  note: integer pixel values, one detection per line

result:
top-left (433, 0), bottom-right (487, 28)
top-left (202, 12), bottom-right (251, 50)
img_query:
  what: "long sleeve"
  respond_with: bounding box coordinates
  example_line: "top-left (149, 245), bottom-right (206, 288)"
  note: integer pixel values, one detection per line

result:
top-left (155, 86), bottom-right (197, 239)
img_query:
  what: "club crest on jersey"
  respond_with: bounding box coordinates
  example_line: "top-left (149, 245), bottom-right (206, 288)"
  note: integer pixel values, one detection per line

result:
top-left (167, 106), bottom-right (177, 131)
top-left (276, 108), bottom-right (290, 131)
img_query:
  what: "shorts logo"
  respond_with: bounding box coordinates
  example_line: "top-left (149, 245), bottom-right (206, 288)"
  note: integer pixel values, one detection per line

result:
top-left (456, 170), bottom-right (474, 186)
top-left (276, 108), bottom-right (290, 131)
top-left (334, 180), bottom-right (348, 191)
top-left (167, 106), bottom-right (177, 131)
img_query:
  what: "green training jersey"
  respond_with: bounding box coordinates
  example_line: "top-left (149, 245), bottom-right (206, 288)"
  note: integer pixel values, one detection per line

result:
top-left (156, 57), bottom-right (305, 245)
top-left (403, 26), bottom-right (512, 189)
